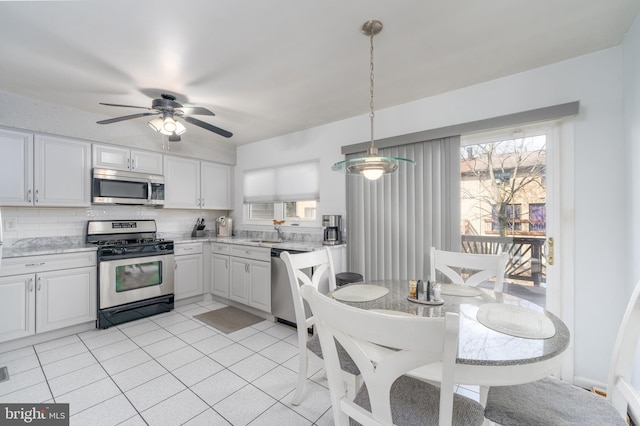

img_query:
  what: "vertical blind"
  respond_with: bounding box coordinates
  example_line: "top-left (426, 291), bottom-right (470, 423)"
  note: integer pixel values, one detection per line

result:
top-left (346, 137), bottom-right (461, 280)
top-left (243, 160), bottom-right (319, 203)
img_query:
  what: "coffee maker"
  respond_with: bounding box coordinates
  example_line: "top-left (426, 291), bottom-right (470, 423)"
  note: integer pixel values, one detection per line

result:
top-left (322, 215), bottom-right (343, 245)
top-left (216, 216), bottom-right (232, 237)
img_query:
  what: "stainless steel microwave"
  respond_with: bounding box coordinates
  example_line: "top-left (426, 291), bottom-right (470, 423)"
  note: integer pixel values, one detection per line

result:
top-left (92, 168), bottom-right (165, 206)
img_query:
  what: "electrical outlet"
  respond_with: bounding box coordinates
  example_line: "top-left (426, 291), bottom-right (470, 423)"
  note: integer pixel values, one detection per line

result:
top-left (4, 218), bottom-right (16, 231)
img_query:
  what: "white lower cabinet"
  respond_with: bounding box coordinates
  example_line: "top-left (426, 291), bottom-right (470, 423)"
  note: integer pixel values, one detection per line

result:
top-left (174, 242), bottom-right (204, 300)
top-left (210, 243), bottom-right (231, 299)
top-left (36, 267), bottom-right (97, 334)
top-left (0, 252), bottom-right (97, 343)
top-left (0, 274), bottom-right (35, 342)
top-left (229, 245), bottom-right (271, 313)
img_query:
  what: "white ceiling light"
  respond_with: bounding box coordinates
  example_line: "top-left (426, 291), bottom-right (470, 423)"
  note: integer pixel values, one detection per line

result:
top-left (332, 20), bottom-right (413, 180)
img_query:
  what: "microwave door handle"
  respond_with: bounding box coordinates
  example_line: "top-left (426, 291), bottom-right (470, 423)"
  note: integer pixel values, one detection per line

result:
top-left (147, 182), bottom-right (152, 202)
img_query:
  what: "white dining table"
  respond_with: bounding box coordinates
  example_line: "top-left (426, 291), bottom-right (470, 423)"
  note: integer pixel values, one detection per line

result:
top-left (330, 280), bottom-right (570, 392)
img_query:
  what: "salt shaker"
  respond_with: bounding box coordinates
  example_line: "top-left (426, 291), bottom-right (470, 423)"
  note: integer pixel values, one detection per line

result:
top-left (434, 283), bottom-right (442, 301)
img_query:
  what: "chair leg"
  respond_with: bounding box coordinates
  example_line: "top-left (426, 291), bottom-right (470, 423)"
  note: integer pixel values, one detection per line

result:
top-left (291, 348), bottom-right (308, 405)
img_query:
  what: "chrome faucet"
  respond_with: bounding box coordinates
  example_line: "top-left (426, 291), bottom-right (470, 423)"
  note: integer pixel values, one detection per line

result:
top-left (274, 225), bottom-right (284, 241)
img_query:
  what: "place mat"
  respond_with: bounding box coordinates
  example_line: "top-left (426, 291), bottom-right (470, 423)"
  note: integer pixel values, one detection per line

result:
top-left (476, 303), bottom-right (556, 339)
top-left (193, 306), bottom-right (263, 334)
top-left (439, 284), bottom-right (483, 297)
top-left (333, 284), bottom-right (390, 302)
top-left (370, 309), bottom-right (415, 317)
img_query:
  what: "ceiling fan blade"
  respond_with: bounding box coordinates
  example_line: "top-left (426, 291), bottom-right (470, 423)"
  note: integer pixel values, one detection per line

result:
top-left (97, 112), bottom-right (158, 125)
top-left (183, 116), bottom-right (233, 138)
top-left (177, 106), bottom-right (215, 116)
top-left (99, 102), bottom-right (152, 110)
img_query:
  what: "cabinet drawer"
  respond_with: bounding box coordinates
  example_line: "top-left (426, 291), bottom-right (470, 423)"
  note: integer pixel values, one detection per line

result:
top-left (230, 245), bottom-right (271, 262)
top-left (210, 243), bottom-right (230, 255)
top-left (0, 251), bottom-right (97, 277)
top-left (174, 242), bottom-right (203, 256)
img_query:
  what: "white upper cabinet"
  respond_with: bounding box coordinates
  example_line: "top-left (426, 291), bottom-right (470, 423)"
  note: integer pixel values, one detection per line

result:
top-left (34, 135), bottom-right (91, 207)
top-left (93, 143), bottom-right (163, 174)
top-left (0, 128), bottom-right (33, 206)
top-left (164, 155), bottom-right (232, 210)
top-left (163, 155), bottom-right (201, 209)
top-left (0, 129), bottom-right (91, 207)
top-left (201, 161), bottom-right (232, 210)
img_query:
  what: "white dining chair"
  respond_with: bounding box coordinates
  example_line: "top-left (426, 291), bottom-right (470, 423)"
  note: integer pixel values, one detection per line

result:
top-left (484, 279), bottom-right (640, 426)
top-left (430, 247), bottom-right (509, 292)
top-left (280, 248), bottom-right (361, 406)
top-left (301, 284), bottom-right (485, 426)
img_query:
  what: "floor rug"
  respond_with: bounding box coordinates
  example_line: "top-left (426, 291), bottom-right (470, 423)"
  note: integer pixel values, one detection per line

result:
top-left (193, 306), bottom-right (263, 334)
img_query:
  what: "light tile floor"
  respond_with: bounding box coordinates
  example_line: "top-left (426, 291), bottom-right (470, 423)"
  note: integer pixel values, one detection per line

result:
top-left (0, 299), bottom-right (479, 425)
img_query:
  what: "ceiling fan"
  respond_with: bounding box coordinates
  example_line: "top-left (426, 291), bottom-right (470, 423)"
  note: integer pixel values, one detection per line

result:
top-left (96, 93), bottom-right (232, 141)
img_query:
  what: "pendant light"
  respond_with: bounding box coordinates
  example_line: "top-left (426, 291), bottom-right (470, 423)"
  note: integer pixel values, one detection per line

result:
top-left (332, 20), bottom-right (414, 180)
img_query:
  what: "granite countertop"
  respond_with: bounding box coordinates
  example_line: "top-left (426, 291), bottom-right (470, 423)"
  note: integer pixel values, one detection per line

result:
top-left (172, 235), bottom-right (343, 252)
top-left (1, 241), bottom-right (97, 259)
top-left (0, 234), bottom-right (344, 259)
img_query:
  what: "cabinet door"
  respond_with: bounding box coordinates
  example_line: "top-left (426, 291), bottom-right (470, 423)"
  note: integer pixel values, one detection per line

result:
top-left (175, 253), bottom-right (204, 300)
top-left (229, 258), bottom-right (249, 304)
top-left (0, 274), bottom-right (35, 343)
top-left (36, 266), bottom-right (96, 334)
top-left (34, 135), bottom-right (91, 207)
top-left (130, 149), bottom-right (163, 174)
top-left (92, 144), bottom-right (130, 171)
top-left (211, 254), bottom-right (230, 298)
top-left (248, 259), bottom-right (271, 312)
top-left (201, 161), bottom-right (232, 210)
top-left (163, 155), bottom-right (201, 209)
top-left (0, 129), bottom-right (33, 206)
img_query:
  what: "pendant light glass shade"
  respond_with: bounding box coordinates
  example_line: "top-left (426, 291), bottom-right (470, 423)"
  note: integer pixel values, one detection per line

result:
top-left (332, 20), bottom-right (413, 180)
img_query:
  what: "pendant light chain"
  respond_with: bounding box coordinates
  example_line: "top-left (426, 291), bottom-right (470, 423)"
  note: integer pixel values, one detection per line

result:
top-left (369, 30), bottom-right (376, 150)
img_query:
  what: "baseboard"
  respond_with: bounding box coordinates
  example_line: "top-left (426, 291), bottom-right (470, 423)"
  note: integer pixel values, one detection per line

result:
top-left (0, 321), bottom-right (97, 353)
top-left (573, 375), bottom-right (607, 392)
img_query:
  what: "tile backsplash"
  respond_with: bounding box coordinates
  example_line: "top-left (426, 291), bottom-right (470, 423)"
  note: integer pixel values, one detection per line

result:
top-left (0, 206), bottom-right (227, 245)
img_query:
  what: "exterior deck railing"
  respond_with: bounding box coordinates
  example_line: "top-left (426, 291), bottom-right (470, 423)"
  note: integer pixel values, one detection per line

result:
top-left (461, 235), bottom-right (546, 286)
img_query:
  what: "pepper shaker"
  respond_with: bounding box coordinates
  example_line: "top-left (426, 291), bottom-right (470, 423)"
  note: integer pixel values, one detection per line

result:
top-left (426, 280), bottom-right (432, 301)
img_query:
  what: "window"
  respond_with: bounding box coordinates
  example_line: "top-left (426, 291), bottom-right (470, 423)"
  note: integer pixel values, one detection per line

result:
top-left (529, 203), bottom-right (546, 232)
top-left (244, 161), bottom-right (319, 225)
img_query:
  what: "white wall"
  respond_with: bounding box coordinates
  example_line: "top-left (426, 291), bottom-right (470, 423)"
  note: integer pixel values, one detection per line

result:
top-left (237, 46), bottom-right (628, 385)
top-left (0, 90), bottom-right (236, 165)
top-left (623, 14), bottom-right (640, 389)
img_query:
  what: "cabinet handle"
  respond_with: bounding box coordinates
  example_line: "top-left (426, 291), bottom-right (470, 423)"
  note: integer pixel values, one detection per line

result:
top-left (35, 189), bottom-right (39, 203)
top-left (175, 263), bottom-right (178, 270)
top-left (201, 198), bottom-right (204, 207)
top-left (29, 278), bottom-right (34, 292)
top-left (25, 262), bottom-right (45, 267)
top-left (183, 247), bottom-right (193, 251)
top-left (129, 158), bottom-right (134, 170)
top-left (225, 259), bottom-right (228, 269)
top-left (37, 277), bottom-right (41, 291)
top-left (27, 189), bottom-right (32, 202)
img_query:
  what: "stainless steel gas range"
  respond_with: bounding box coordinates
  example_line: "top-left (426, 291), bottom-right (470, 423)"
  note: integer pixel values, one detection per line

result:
top-left (87, 219), bottom-right (175, 329)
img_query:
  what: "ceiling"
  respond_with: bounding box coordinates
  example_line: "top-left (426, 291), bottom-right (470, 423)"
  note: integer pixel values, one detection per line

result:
top-left (0, 0), bottom-right (638, 146)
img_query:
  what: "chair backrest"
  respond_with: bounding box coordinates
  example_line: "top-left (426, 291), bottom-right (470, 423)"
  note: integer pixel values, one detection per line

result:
top-left (430, 247), bottom-right (509, 292)
top-left (280, 247), bottom-right (337, 332)
top-left (607, 279), bottom-right (640, 423)
top-left (301, 284), bottom-right (459, 426)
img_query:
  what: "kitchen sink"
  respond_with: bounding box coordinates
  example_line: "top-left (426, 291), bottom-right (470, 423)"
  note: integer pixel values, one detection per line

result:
top-left (250, 239), bottom-right (282, 244)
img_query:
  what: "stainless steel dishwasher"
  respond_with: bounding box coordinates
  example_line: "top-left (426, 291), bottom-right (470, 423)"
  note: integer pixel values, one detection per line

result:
top-left (271, 248), bottom-right (322, 327)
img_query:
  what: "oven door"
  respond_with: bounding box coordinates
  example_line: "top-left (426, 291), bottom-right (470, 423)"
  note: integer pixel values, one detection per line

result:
top-left (99, 253), bottom-right (175, 309)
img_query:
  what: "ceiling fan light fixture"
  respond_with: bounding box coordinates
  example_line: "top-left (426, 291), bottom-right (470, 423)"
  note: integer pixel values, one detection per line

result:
top-left (148, 117), bottom-right (164, 132)
top-left (332, 19), bottom-right (414, 179)
top-left (174, 121), bottom-right (187, 135)
top-left (162, 116), bottom-right (177, 133)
